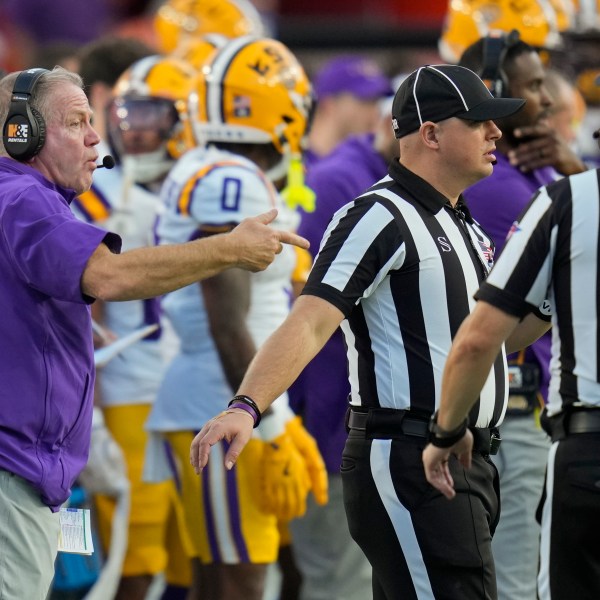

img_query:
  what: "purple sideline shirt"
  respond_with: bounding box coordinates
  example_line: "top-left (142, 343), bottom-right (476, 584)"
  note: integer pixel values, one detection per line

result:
top-left (0, 158), bottom-right (121, 510)
top-left (464, 151), bottom-right (557, 400)
top-left (293, 134), bottom-right (388, 472)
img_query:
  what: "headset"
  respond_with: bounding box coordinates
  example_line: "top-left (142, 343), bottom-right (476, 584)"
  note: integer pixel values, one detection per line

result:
top-left (3, 68), bottom-right (49, 161)
top-left (479, 29), bottom-right (521, 99)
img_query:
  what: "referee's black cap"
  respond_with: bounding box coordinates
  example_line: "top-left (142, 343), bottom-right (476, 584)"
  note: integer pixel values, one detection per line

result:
top-left (391, 64), bottom-right (525, 139)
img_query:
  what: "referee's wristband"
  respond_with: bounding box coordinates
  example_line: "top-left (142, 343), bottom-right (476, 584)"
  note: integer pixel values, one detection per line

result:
top-left (428, 410), bottom-right (469, 448)
top-left (228, 395), bottom-right (262, 428)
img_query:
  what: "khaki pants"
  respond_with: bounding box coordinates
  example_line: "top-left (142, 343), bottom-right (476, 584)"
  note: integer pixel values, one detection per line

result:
top-left (0, 470), bottom-right (60, 600)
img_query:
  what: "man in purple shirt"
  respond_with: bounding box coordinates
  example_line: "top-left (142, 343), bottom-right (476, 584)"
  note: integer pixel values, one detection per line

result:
top-left (288, 109), bottom-right (397, 600)
top-left (0, 66), bottom-right (308, 600)
top-left (459, 35), bottom-right (586, 600)
top-left (303, 55), bottom-right (393, 169)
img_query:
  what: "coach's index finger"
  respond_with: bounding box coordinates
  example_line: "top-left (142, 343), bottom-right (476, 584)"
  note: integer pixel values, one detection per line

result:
top-left (253, 208), bottom-right (278, 225)
top-left (278, 229), bottom-right (310, 250)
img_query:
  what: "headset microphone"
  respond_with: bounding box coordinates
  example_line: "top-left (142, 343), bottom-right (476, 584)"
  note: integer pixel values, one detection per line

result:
top-left (96, 155), bottom-right (115, 169)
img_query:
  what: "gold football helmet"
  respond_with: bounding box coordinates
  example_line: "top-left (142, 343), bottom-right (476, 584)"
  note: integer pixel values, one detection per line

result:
top-left (439, 0), bottom-right (571, 63)
top-left (108, 55), bottom-right (197, 183)
top-left (170, 33), bottom-right (228, 70)
top-left (154, 0), bottom-right (264, 53)
top-left (188, 36), bottom-right (313, 161)
top-left (576, 68), bottom-right (600, 104)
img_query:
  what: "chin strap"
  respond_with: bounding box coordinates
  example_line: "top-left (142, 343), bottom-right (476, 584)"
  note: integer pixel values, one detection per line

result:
top-left (280, 154), bottom-right (316, 213)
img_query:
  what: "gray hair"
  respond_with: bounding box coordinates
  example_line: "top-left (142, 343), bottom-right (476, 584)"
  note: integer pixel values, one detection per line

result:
top-left (0, 67), bottom-right (83, 156)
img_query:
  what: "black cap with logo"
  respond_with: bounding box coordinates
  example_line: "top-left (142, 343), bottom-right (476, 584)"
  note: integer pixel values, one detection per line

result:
top-left (391, 64), bottom-right (525, 139)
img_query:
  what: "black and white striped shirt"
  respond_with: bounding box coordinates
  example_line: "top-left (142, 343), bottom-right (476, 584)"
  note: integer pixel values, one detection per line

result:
top-left (303, 160), bottom-right (507, 428)
top-left (477, 168), bottom-right (600, 417)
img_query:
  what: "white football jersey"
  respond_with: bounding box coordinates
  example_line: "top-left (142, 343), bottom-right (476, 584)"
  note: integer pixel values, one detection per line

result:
top-left (73, 159), bottom-right (172, 406)
top-left (146, 145), bottom-right (297, 430)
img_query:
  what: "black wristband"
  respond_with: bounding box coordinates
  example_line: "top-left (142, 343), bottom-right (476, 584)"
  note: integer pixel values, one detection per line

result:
top-left (228, 395), bottom-right (262, 428)
top-left (428, 410), bottom-right (468, 448)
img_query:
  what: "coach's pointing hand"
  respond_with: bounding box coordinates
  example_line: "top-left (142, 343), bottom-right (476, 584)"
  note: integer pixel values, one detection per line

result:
top-left (230, 209), bottom-right (309, 272)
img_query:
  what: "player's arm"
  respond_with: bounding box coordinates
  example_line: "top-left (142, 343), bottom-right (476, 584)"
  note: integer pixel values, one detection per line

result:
top-left (190, 294), bottom-right (344, 472)
top-left (81, 209), bottom-right (308, 301)
top-left (202, 266), bottom-right (255, 391)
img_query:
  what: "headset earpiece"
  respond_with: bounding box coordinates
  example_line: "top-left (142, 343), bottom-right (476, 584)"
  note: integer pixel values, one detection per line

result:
top-left (3, 68), bottom-right (49, 161)
top-left (480, 29), bottom-right (520, 99)
top-left (27, 106), bottom-right (46, 156)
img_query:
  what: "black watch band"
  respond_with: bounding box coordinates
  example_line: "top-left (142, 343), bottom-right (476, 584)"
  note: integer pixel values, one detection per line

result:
top-left (428, 410), bottom-right (469, 448)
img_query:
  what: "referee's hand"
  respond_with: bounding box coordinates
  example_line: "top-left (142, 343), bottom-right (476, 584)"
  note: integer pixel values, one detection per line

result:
top-left (190, 411), bottom-right (254, 473)
top-left (422, 430), bottom-right (474, 500)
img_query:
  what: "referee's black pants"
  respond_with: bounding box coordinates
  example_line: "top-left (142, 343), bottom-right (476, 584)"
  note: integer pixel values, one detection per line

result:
top-left (537, 430), bottom-right (600, 600)
top-left (341, 425), bottom-right (500, 600)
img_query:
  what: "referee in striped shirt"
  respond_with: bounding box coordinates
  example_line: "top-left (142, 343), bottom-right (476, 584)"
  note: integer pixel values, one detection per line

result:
top-left (192, 65), bottom-right (545, 599)
top-left (423, 165), bottom-right (600, 600)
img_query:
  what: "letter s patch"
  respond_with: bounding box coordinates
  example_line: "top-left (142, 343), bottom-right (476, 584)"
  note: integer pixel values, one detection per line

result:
top-left (437, 236), bottom-right (452, 252)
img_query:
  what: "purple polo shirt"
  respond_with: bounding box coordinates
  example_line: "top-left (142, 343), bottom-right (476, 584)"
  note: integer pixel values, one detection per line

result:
top-left (464, 151), bottom-right (557, 401)
top-left (293, 135), bottom-right (388, 472)
top-left (0, 158), bottom-right (121, 510)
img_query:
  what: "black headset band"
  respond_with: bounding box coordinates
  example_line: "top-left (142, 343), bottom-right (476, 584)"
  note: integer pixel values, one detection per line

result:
top-left (480, 37), bottom-right (507, 82)
top-left (480, 30), bottom-right (521, 98)
top-left (12, 68), bottom-right (49, 98)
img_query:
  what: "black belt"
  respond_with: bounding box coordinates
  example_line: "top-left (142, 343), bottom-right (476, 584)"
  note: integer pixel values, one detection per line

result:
top-left (569, 410), bottom-right (600, 433)
top-left (541, 408), bottom-right (600, 441)
top-left (347, 408), bottom-right (429, 437)
top-left (347, 408), bottom-right (501, 455)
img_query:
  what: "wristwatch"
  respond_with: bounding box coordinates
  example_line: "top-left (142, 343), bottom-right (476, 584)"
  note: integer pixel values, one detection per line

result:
top-left (428, 410), bottom-right (469, 448)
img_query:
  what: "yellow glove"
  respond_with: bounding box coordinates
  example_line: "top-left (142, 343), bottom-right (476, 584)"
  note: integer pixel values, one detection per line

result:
top-left (285, 416), bottom-right (329, 506)
top-left (259, 432), bottom-right (311, 521)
